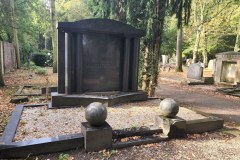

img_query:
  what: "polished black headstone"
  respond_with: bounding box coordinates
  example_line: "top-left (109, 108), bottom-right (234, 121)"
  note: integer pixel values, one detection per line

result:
top-left (82, 33), bottom-right (121, 92)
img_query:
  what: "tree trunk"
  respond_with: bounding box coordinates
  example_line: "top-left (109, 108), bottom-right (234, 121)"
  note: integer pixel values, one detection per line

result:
top-left (193, 1), bottom-right (205, 63)
top-left (148, 41), bottom-right (159, 96)
top-left (141, 45), bottom-right (149, 91)
top-left (234, 18), bottom-right (240, 52)
top-left (49, 0), bottom-right (57, 73)
top-left (202, 28), bottom-right (208, 67)
top-left (7, 33), bottom-right (12, 43)
top-left (148, 0), bottom-right (166, 96)
top-left (0, 42), bottom-right (5, 86)
top-left (10, 0), bottom-right (20, 68)
top-left (44, 35), bottom-right (49, 50)
top-left (176, 26), bottom-right (183, 72)
top-left (193, 28), bottom-right (201, 63)
top-left (38, 33), bottom-right (45, 50)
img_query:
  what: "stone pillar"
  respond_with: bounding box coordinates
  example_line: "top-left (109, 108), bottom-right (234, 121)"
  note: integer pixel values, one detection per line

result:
top-left (76, 33), bottom-right (83, 93)
top-left (155, 98), bottom-right (186, 138)
top-left (82, 102), bottom-right (112, 152)
top-left (65, 33), bottom-right (72, 94)
top-left (122, 37), bottom-right (130, 92)
top-left (57, 30), bottom-right (65, 93)
top-left (131, 38), bottom-right (140, 92)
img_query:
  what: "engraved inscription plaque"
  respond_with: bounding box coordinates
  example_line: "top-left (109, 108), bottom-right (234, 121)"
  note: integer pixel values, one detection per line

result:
top-left (82, 33), bottom-right (121, 92)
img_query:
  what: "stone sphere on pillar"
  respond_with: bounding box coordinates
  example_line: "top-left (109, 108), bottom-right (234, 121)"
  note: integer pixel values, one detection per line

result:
top-left (85, 102), bottom-right (107, 126)
top-left (159, 98), bottom-right (179, 118)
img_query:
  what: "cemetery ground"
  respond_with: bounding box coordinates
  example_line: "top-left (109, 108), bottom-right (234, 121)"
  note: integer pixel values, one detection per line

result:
top-left (0, 67), bottom-right (240, 159)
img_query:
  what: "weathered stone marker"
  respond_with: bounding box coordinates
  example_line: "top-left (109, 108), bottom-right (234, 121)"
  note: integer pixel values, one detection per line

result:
top-left (208, 59), bottom-right (216, 71)
top-left (81, 102), bottom-right (112, 152)
top-left (155, 98), bottom-right (186, 138)
top-left (214, 51), bottom-right (240, 85)
top-left (187, 63), bottom-right (203, 80)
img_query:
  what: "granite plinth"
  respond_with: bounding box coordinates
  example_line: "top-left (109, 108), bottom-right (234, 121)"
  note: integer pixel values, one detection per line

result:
top-left (155, 115), bottom-right (186, 138)
top-left (51, 91), bottom-right (147, 108)
top-left (186, 117), bottom-right (224, 133)
top-left (81, 122), bottom-right (112, 152)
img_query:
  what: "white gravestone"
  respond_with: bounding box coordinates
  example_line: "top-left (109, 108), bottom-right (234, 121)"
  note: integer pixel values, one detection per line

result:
top-left (187, 63), bottom-right (203, 80)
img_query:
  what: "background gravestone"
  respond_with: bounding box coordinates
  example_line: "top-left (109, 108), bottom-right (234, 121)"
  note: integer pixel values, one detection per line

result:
top-left (214, 51), bottom-right (240, 84)
top-left (51, 19), bottom-right (147, 107)
top-left (162, 55), bottom-right (169, 65)
top-left (187, 63), bottom-right (203, 80)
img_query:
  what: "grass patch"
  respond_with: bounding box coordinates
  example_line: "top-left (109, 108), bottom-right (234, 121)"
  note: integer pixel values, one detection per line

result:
top-left (221, 127), bottom-right (240, 136)
top-left (58, 153), bottom-right (73, 160)
top-left (34, 67), bottom-right (48, 75)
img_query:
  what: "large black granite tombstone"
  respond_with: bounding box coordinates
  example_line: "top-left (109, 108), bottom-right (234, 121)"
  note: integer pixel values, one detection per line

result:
top-left (51, 19), bottom-right (147, 107)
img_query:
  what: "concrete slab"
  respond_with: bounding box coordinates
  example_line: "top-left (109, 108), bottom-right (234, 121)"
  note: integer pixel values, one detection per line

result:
top-left (186, 117), bottom-right (224, 134)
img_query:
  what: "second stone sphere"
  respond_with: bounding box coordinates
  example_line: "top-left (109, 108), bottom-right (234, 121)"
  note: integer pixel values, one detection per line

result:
top-left (159, 98), bottom-right (179, 118)
top-left (85, 102), bottom-right (107, 126)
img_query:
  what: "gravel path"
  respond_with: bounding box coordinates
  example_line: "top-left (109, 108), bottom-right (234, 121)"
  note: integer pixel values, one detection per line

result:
top-left (14, 99), bottom-right (206, 141)
top-left (156, 84), bottom-right (240, 123)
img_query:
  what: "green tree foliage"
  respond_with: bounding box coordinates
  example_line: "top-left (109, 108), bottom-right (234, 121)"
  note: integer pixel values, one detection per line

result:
top-left (0, 0), bottom-right (89, 69)
top-left (161, 17), bottom-right (177, 56)
top-left (87, 0), bottom-right (167, 96)
top-left (184, 0), bottom-right (240, 66)
top-left (56, 0), bottom-right (90, 22)
top-left (0, 0), bottom-right (51, 65)
top-left (49, 0), bottom-right (57, 73)
top-left (170, 0), bottom-right (192, 72)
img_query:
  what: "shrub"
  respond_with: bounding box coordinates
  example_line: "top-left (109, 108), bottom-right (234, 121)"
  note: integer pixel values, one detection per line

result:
top-left (32, 53), bottom-right (47, 67)
top-left (22, 61), bottom-right (36, 68)
top-left (58, 153), bottom-right (73, 160)
top-left (34, 67), bottom-right (48, 75)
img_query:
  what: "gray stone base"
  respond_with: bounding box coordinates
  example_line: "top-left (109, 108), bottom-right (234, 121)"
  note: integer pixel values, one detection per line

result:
top-left (81, 122), bottom-right (112, 152)
top-left (186, 117), bottom-right (224, 134)
top-left (187, 77), bottom-right (214, 85)
top-left (51, 91), bottom-right (147, 108)
top-left (155, 115), bottom-right (224, 138)
top-left (155, 115), bottom-right (186, 138)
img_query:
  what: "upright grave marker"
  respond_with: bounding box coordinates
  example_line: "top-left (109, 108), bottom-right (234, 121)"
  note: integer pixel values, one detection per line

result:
top-left (187, 63), bottom-right (203, 80)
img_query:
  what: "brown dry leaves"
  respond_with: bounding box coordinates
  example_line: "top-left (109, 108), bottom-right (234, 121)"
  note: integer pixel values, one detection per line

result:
top-left (0, 88), bottom-right (14, 136)
top-left (0, 68), bottom-right (57, 136)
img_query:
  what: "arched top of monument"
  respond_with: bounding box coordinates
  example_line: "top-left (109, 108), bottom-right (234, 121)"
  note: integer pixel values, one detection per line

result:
top-left (216, 51), bottom-right (240, 56)
top-left (57, 18), bottom-right (145, 37)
